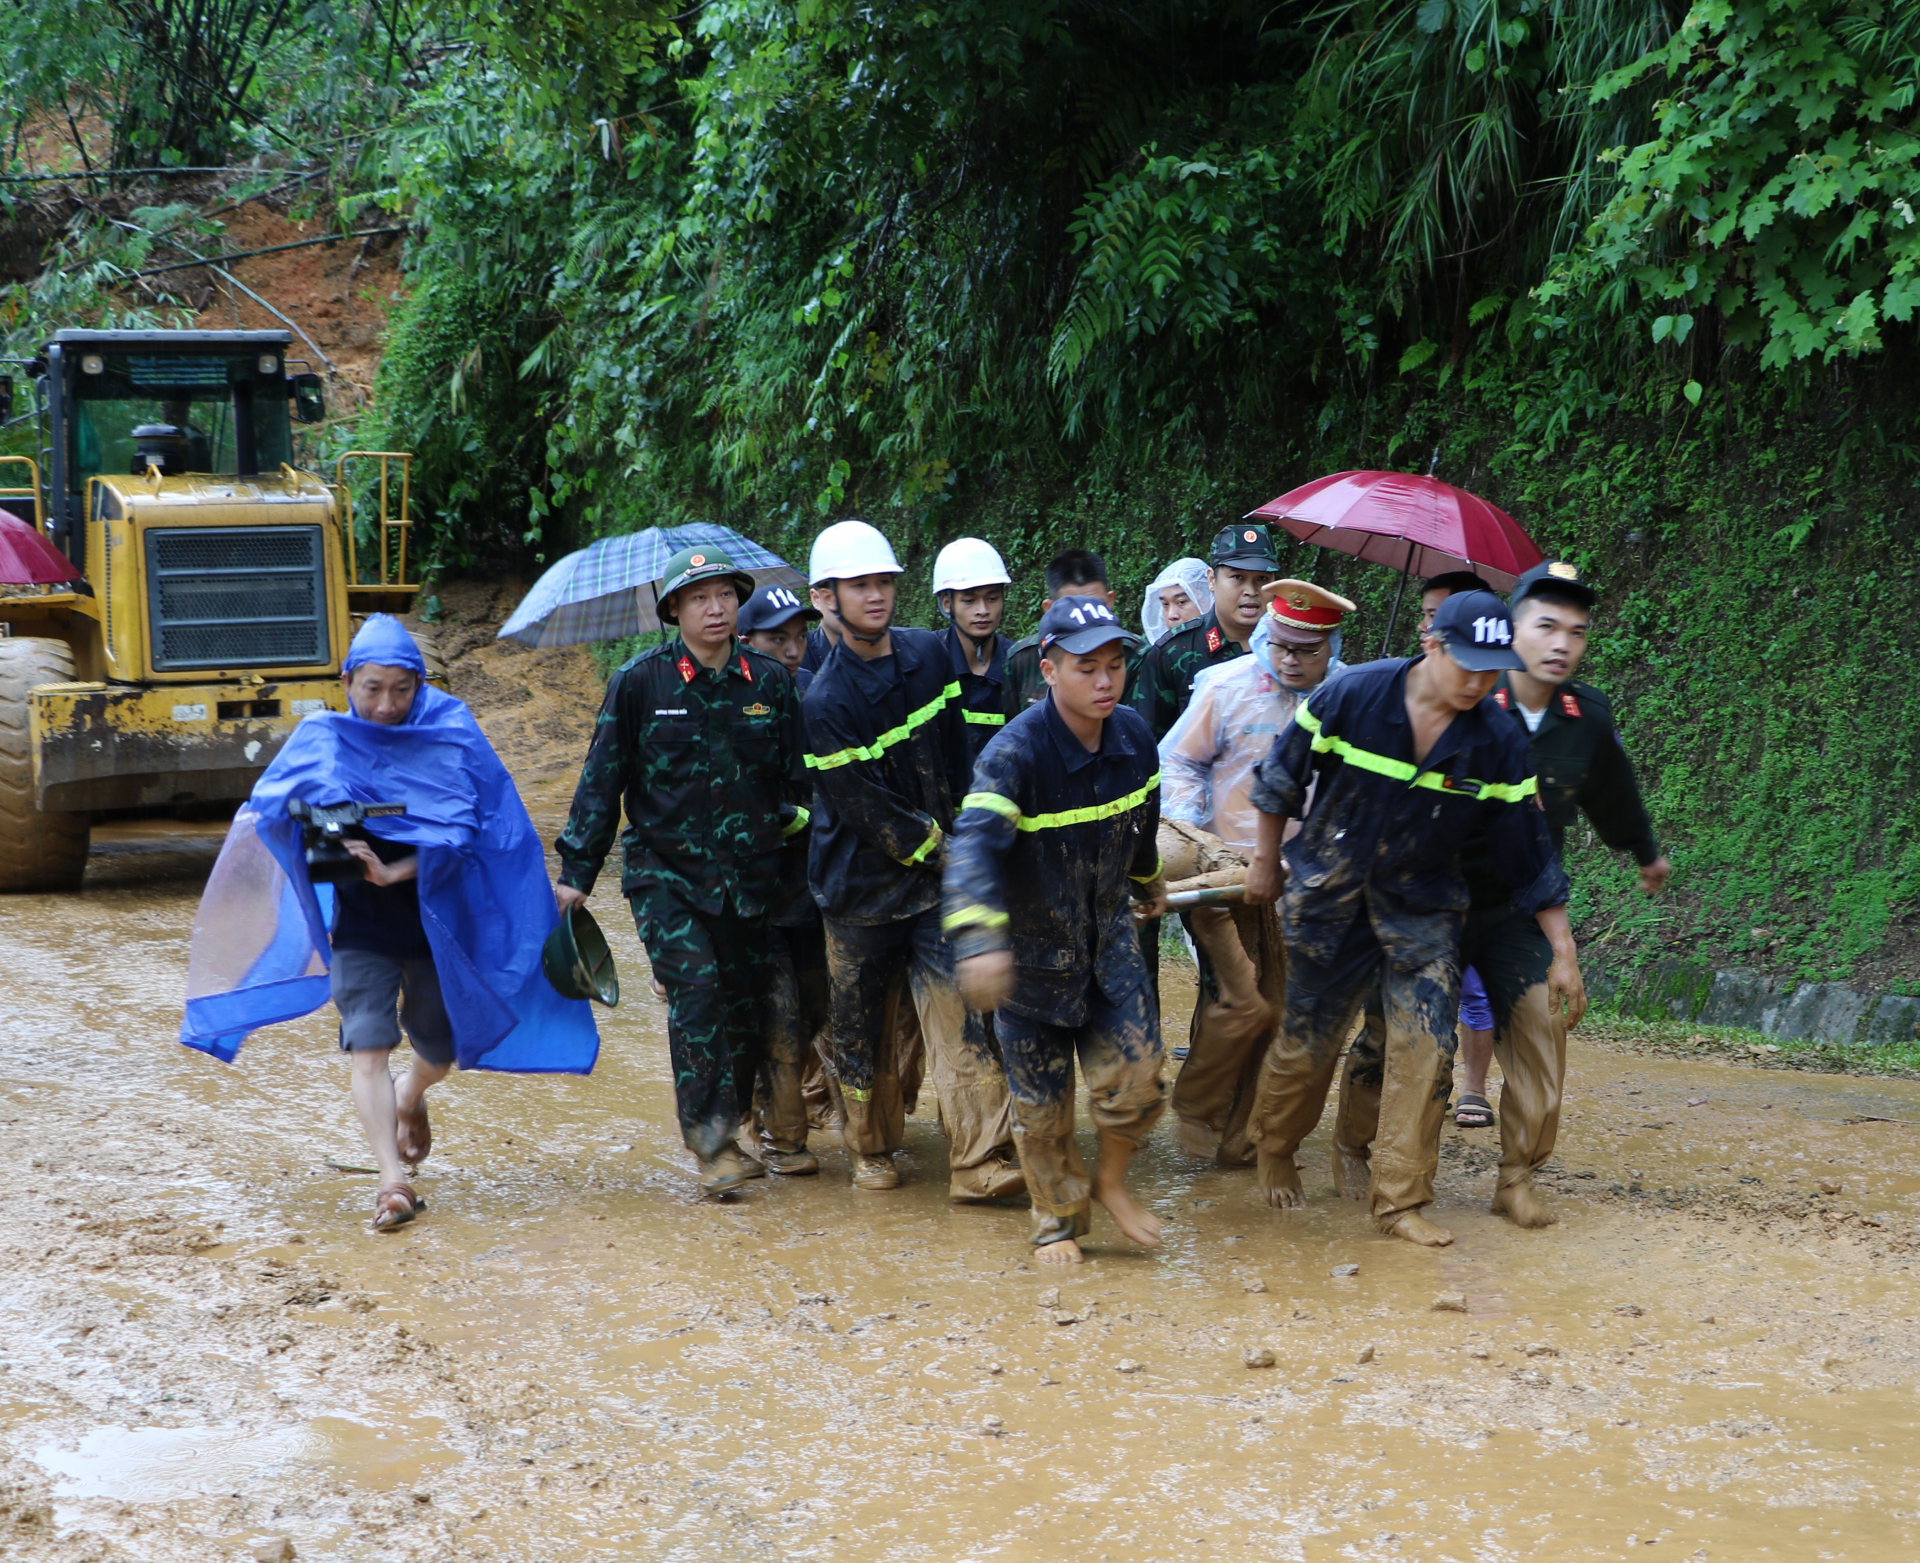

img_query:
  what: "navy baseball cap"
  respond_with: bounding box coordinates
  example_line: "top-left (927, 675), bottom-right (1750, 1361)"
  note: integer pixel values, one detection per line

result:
top-left (1038, 594), bottom-right (1141, 657)
top-left (1510, 558), bottom-right (1598, 611)
top-left (1428, 589), bottom-right (1527, 672)
top-left (736, 582), bottom-right (818, 636)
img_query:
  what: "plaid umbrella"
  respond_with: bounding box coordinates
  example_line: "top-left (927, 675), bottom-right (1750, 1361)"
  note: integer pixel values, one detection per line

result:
top-left (497, 525), bottom-right (806, 647)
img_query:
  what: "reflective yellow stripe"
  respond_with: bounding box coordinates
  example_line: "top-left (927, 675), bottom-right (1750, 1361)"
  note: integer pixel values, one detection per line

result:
top-left (842, 1085), bottom-right (872, 1102)
top-left (1016, 771), bottom-right (1160, 833)
top-left (806, 682), bottom-right (962, 770)
top-left (962, 710), bottom-right (1006, 727)
top-left (1128, 853), bottom-right (1164, 884)
top-left (782, 806), bottom-right (810, 839)
top-left (961, 791), bottom-right (1022, 823)
top-left (941, 906), bottom-right (1010, 933)
top-left (903, 824), bottom-right (942, 865)
top-left (1294, 705), bottom-right (1535, 803)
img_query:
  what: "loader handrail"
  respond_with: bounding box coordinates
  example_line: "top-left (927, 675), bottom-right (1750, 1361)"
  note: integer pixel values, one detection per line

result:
top-left (0, 455), bottom-right (44, 534)
top-left (332, 451), bottom-right (414, 588)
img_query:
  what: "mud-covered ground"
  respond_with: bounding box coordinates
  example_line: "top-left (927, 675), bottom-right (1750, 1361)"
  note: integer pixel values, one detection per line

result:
top-left (5, 604), bottom-right (1920, 1560)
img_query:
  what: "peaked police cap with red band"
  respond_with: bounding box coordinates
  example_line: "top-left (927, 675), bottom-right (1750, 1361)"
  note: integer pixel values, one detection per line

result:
top-left (1259, 578), bottom-right (1356, 639)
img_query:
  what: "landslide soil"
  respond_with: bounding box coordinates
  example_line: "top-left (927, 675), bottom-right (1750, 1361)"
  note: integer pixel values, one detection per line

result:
top-left (5, 586), bottom-right (1920, 1561)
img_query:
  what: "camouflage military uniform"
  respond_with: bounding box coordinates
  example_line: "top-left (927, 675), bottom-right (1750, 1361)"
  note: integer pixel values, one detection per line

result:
top-left (556, 638), bottom-right (805, 1161)
top-left (1128, 608), bottom-right (1248, 741)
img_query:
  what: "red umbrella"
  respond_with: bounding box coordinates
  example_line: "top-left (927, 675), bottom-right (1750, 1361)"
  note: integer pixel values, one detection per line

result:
top-left (0, 508), bottom-right (81, 585)
top-left (1248, 468), bottom-right (1543, 654)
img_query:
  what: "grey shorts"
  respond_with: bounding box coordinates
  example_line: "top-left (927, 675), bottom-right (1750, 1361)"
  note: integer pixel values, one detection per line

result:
top-left (330, 948), bottom-right (456, 1067)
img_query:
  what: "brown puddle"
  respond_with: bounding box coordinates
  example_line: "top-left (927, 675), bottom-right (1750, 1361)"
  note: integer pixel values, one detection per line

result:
top-left (3, 814), bottom-right (1919, 1560)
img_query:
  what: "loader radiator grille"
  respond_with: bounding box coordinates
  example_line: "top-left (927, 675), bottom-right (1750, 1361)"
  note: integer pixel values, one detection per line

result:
top-left (145, 526), bottom-right (329, 670)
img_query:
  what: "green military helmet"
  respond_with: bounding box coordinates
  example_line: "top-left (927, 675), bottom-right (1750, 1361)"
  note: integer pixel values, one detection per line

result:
top-left (656, 545), bottom-right (757, 622)
top-left (542, 903), bottom-right (620, 1006)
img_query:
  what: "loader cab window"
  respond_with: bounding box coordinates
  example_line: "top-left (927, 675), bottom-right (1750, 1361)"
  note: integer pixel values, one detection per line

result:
top-left (66, 352), bottom-right (291, 494)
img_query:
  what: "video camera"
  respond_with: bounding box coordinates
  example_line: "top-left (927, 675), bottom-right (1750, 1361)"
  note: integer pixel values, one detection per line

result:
top-left (288, 798), bottom-right (407, 884)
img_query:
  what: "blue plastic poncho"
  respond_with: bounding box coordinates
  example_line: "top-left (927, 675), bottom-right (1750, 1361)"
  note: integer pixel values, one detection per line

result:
top-left (179, 615), bottom-right (600, 1073)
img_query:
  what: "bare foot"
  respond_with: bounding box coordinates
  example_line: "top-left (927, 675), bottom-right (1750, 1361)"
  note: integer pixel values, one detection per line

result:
top-left (1256, 1150), bottom-right (1305, 1209)
top-left (1331, 1144), bottom-right (1370, 1201)
top-left (1492, 1183), bottom-right (1557, 1229)
top-left (1382, 1210), bottom-right (1454, 1247)
top-left (1091, 1175), bottom-right (1163, 1249)
top-left (1035, 1239), bottom-right (1084, 1265)
top-left (1090, 1134), bottom-right (1162, 1249)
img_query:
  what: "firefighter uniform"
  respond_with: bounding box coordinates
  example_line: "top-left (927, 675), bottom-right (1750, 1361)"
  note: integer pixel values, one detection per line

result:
top-left (805, 625), bottom-right (1022, 1199)
top-left (945, 623), bottom-right (1012, 761)
top-left (943, 599), bottom-right (1167, 1247)
top-left (1129, 522), bottom-right (1281, 740)
top-left (1247, 594), bottom-right (1569, 1233)
top-left (1335, 561), bottom-right (1657, 1214)
top-left (557, 625), bottom-right (805, 1165)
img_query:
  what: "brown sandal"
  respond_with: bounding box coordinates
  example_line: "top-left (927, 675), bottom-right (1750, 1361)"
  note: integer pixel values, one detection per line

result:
top-left (396, 1098), bottom-right (431, 1164)
top-left (372, 1182), bottom-right (424, 1232)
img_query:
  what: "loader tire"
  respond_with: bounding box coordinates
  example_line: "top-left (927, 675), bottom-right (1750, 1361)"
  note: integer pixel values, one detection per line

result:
top-left (0, 637), bottom-right (90, 892)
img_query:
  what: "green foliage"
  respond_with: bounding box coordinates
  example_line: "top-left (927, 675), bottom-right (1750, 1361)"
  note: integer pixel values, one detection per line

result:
top-left (1557, 0), bottom-right (1920, 371)
top-left (19, 0), bottom-right (1920, 987)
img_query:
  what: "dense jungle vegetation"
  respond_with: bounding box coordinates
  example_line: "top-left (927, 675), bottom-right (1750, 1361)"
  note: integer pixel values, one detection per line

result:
top-left (9, 0), bottom-right (1920, 990)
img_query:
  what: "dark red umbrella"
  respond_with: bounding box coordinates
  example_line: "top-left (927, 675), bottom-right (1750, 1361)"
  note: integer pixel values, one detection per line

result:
top-left (0, 508), bottom-right (81, 585)
top-left (1249, 468), bottom-right (1543, 654)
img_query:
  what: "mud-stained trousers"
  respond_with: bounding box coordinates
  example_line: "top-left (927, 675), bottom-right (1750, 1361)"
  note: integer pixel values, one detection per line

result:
top-left (1335, 900), bottom-right (1563, 1199)
top-left (1171, 899), bottom-right (1284, 1167)
top-left (1249, 906), bottom-right (1460, 1228)
top-left (996, 982), bottom-right (1166, 1245)
top-left (630, 887), bottom-right (765, 1162)
top-left (759, 923), bottom-right (831, 1154)
top-left (823, 907), bottom-right (1018, 1196)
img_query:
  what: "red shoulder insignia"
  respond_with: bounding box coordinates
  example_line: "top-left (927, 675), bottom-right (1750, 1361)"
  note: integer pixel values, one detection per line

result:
top-left (739, 654), bottom-right (753, 681)
top-left (1559, 691), bottom-right (1581, 719)
top-left (677, 655), bottom-right (696, 685)
top-left (1206, 626), bottom-right (1223, 654)
top-left (1493, 687), bottom-right (1509, 709)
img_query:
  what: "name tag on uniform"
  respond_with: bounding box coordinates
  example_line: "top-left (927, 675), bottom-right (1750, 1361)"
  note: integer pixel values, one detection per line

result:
top-left (654, 708), bottom-right (689, 716)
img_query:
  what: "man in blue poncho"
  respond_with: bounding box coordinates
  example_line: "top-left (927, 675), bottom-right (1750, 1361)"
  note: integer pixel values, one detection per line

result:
top-left (180, 615), bottom-right (599, 1232)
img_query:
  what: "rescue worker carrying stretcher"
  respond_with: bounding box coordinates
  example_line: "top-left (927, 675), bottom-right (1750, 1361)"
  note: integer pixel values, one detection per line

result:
top-left (1156, 578), bottom-right (1354, 1166)
top-left (1241, 590), bottom-right (1585, 1246)
top-left (945, 595), bottom-right (1170, 1263)
top-left (802, 521), bottom-right (1025, 1201)
top-left (556, 546), bottom-right (807, 1195)
top-left (1333, 560), bottom-right (1660, 1228)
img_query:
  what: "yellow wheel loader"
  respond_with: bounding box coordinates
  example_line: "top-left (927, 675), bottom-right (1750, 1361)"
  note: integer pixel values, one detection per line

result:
top-left (0, 328), bottom-right (435, 892)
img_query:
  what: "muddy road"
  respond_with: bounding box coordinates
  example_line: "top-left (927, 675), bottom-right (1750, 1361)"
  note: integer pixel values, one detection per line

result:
top-left (5, 645), bottom-right (1920, 1560)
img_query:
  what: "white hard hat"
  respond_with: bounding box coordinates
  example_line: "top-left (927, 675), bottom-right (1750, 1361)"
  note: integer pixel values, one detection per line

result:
top-left (808, 519), bottom-right (903, 585)
top-left (932, 537), bottom-right (1011, 595)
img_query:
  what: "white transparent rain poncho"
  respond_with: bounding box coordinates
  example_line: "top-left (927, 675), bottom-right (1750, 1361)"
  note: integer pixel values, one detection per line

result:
top-left (1157, 614), bottom-right (1347, 852)
top-left (1141, 558), bottom-right (1214, 644)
